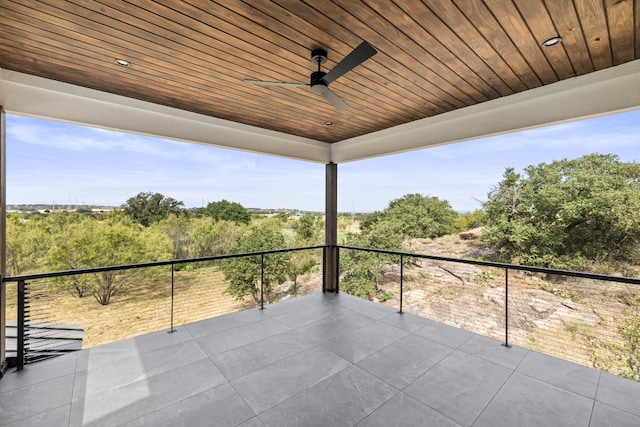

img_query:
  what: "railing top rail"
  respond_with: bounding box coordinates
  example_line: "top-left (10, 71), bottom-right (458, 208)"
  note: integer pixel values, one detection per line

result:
top-left (2, 245), bottom-right (327, 283)
top-left (338, 245), bottom-right (640, 286)
top-left (5, 243), bottom-right (638, 286)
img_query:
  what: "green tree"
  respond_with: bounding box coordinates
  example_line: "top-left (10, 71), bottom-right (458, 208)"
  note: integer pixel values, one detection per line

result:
top-left (122, 192), bottom-right (184, 227)
top-left (5, 214), bottom-right (50, 275)
top-left (592, 295), bottom-right (640, 381)
top-left (619, 299), bottom-right (640, 381)
top-left (46, 216), bottom-right (166, 304)
top-left (359, 211), bottom-right (384, 233)
top-left (202, 199), bottom-right (250, 224)
top-left (189, 218), bottom-right (240, 258)
top-left (220, 223), bottom-right (290, 304)
top-left (39, 210), bottom-right (87, 236)
top-left (288, 214), bottom-right (323, 291)
top-left (340, 220), bottom-right (404, 299)
top-left (453, 209), bottom-right (487, 232)
top-left (482, 154), bottom-right (640, 269)
top-left (363, 194), bottom-right (458, 239)
top-left (147, 214), bottom-right (193, 259)
top-left (339, 194), bottom-right (456, 299)
top-left (287, 251), bottom-right (318, 294)
top-left (273, 212), bottom-right (289, 224)
top-left (293, 214), bottom-right (323, 244)
top-left (5, 211), bottom-right (90, 276)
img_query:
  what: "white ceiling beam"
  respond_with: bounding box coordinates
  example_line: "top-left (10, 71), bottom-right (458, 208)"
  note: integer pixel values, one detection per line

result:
top-left (0, 68), bottom-right (331, 163)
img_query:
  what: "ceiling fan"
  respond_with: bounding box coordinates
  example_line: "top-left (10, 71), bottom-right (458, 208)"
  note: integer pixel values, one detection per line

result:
top-left (244, 41), bottom-right (377, 112)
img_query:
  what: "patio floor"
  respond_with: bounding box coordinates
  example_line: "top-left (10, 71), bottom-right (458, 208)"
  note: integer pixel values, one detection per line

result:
top-left (1, 291), bottom-right (640, 426)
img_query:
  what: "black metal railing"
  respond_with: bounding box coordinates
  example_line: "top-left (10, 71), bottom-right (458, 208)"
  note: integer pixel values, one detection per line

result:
top-left (3, 245), bottom-right (325, 370)
top-left (6, 242), bottom-right (640, 379)
top-left (337, 245), bottom-right (640, 378)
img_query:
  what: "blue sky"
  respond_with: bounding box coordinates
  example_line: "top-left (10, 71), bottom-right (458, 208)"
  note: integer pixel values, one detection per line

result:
top-left (6, 109), bottom-right (639, 213)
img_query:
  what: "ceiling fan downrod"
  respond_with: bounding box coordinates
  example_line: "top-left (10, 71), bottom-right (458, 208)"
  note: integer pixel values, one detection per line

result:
top-left (310, 49), bottom-right (328, 89)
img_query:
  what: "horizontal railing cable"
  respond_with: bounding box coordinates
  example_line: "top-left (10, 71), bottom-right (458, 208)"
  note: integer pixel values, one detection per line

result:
top-left (338, 245), bottom-right (640, 286)
top-left (2, 245), bottom-right (326, 283)
top-left (337, 245), bottom-right (640, 380)
top-left (5, 245), bottom-right (326, 371)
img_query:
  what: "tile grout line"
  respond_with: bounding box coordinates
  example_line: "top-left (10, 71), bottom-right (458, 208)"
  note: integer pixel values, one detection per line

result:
top-left (455, 336), bottom-right (529, 372)
top-left (468, 364), bottom-right (520, 426)
top-left (462, 345), bottom-right (529, 427)
top-left (201, 301), bottom-right (357, 381)
top-left (208, 333), bottom-right (316, 383)
top-left (220, 300), bottom-right (349, 424)
top-left (0, 403), bottom-right (72, 427)
top-left (513, 354), bottom-right (600, 400)
top-left (67, 353), bottom-right (80, 427)
top-left (228, 301), bottom-right (376, 419)
top-left (0, 357), bottom-right (75, 395)
top-left (249, 363), bottom-right (352, 418)
top-left (365, 323), bottom-right (466, 393)
top-left (237, 344), bottom-right (353, 417)
top-left (350, 388), bottom-right (404, 427)
top-left (376, 333), bottom-right (462, 424)
top-left (186, 309), bottom-right (272, 341)
top-left (589, 371), bottom-right (640, 419)
top-left (225, 379), bottom-right (261, 426)
top-left (587, 371), bottom-right (602, 427)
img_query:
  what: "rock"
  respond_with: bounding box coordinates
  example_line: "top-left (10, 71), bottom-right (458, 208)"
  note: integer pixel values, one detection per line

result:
top-left (458, 227), bottom-right (485, 240)
top-left (484, 287), bottom-right (504, 305)
top-left (406, 289), bottom-right (426, 301)
top-left (530, 298), bottom-right (553, 313)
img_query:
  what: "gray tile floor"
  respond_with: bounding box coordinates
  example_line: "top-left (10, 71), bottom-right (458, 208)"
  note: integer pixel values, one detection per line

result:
top-left (1, 292), bottom-right (640, 426)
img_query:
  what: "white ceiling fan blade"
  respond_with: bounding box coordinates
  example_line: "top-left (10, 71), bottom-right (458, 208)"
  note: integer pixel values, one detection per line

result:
top-left (311, 84), bottom-right (349, 111)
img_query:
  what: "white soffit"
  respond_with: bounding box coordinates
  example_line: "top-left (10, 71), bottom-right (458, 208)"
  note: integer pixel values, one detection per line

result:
top-left (0, 68), bottom-right (331, 163)
top-left (2, 61), bottom-right (639, 165)
top-left (332, 59), bottom-right (640, 163)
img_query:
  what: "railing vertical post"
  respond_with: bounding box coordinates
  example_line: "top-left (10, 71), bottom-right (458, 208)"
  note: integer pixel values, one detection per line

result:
top-left (168, 264), bottom-right (176, 333)
top-left (260, 254), bottom-right (265, 309)
top-left (322, 246), bottom-right (326, 293)
top-left (502, 268), bottom-right (511, 348)
top-left (17, 280), bottom-right (26, 370)
top-left (335, 247), bottom-right (340, 294)
top-left (399, 255), bottom-right (404, 314)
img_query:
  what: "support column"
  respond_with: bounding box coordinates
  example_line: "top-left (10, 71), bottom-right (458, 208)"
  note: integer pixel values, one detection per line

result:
top-left (324, 162), bottom-right (338, 292)
top-left (0, 107), bottom-right (6, 375)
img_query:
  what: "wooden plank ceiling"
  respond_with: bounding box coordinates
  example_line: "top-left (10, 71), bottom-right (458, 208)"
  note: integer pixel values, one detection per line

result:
top-left (1, 0), bottom-right (638, 143)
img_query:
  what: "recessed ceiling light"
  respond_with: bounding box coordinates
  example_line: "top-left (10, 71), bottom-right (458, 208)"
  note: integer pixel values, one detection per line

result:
top-left (115, 58), bottom-right (131, 67)
top-left (542, 36), bottom-right (562, 47)
top-left (325, 121), bottom-right (333, 126)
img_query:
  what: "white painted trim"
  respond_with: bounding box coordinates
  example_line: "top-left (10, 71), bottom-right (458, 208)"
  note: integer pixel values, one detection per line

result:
top-left (0, 107), bottom-right (6, 364)
top-left (0, 69), bottom-right (331, 163)
top-left (331, 59), bottom-right (640, 163)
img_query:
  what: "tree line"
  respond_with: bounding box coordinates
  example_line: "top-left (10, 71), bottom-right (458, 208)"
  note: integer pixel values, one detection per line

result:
top-left (6, 153), bottom-right (640, 306)
top-left (340, 154), bottom-right (640, 299)
top-left (7, 195), bottom-right (323, 305)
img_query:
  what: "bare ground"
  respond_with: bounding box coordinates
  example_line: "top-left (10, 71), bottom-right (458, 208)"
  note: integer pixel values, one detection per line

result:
top-left (5, 266), bottom-right (323, 349)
